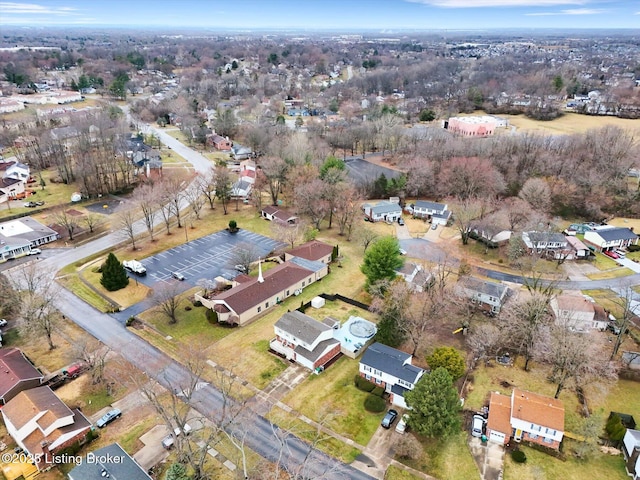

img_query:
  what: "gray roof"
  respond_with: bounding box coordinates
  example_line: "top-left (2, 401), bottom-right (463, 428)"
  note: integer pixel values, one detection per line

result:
top-left (461, 276), bottom-right (508, 299)
top-left (527, 232), bottom-right (567, 244)
top-left (414, 200), bottom-right (446, 212)
top-left (0, 216), bottom-right (59, 245)
top-left (294, 338), bottom-right (340, 362)
top-left (275, 311), bottom-right (332, 345)
top-left (360, 342), bottom-right (424, 384)
top-left (289, 256), bottom-right (326, 273)
top-left (370, 201), bottom-right (401, 215)
top-left (595, 227), bottom-right (638, 242)
top-left (68, 443), bottom-right (151, 480)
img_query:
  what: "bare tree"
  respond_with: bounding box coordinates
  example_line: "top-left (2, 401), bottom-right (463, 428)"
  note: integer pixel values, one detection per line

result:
top-left (82, 212), bottom-right (103, 234)
top-left (519, 177), bottom-right (552, 214)
top-left (118, 208), bottom-right (138, 250)
top-left (467, 323), bottom-right (503, 362)
top-left (357, 227), bottom-right (378, 252)
top-left (153, 282), bottom-right (184, 324)
top-left (52, 208), bottom-right (79, 241)
top-left (333, 183), bottom-right (362, 239)
top-left (199, 168), bottom-right (217, 209)
top-left (214, 165), bottom-right (232, 215)
top-left (73, 338), bottom-right (110, 384)
top-left (452, 197), bottom-right (485, 245)
top-left (14, 264), bottom-right (60, 350)
top-left (229, 242), bottom-right (261, 274)
top-left (133, 183), bottom-right (158, 241)
top-left (185, 177), bottom-right (206, 220)
top-left (271, 220), bottom-right (305, 250)
top-left (162, 174), bottom-right (190, 228)
top-left (259, 156), bottom-right (289, 206)
top-left (294, 179), bottom-right (330, 230)
top-left (609, 287), bottom-right (638, 360)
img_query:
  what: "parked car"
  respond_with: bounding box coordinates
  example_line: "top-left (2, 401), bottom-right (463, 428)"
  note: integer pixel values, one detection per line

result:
top-left (604, 250), bottom-right (619, 259)
top-left (162, 424), bottom-right (192, 449)
top-left (398, 218), bottom-right (405, 226)
top-left (34, 200), bottom-right (45, 206)
top-left (0, 319), bottom-right (7, 327)
top-left (234, 264), bottom-right (248, 273)
top-left (431, 223), bottom-right (438, 230)
top-left (471, 414), bottom-right (486, 437)
top-left (172, 271), bottom-right (185, 281)
top-left (614, 250), bottom-right (626, 258)
top-left (395, 414), bottom-right (409, 434)
top-left (26, 248), bottom-right (41, 255)
top-left (381, 409), bottom-right (399, 429)
top-left (607, 321), bottom-right (621, 335)
top-left (96, 408), bottom-right (121, 428)
top-left (23, 201), bottom-right (37, 208)
top-left (398, 249), bottom-right (407, 256)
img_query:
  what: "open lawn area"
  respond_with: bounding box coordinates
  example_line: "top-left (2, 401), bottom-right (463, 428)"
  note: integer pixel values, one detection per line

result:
top-left (586, 267), bottom-right (635, 280)
top-left (384, 465), bottom-right (423, 480)
top-left (281, 356), bottom-right (384, 446)
top-left (397, 431), bottom-right (479, 480)
top-left (503, 442), bottom-right (628, 480)
top-left (493, 111), bottom-right (640, 135)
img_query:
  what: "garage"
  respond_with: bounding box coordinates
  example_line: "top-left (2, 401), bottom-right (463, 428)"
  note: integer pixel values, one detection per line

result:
top-left (489, 429), bottom-right (507, 444)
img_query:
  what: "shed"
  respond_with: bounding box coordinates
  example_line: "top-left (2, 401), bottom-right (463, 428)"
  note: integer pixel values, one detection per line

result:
top-left (311, 296), bottom-right (325, 309)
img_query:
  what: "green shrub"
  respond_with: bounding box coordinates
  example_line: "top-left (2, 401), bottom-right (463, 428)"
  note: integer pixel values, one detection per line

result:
top-left (511, 450), bottom-right (527, 463)
top-left (354, 375), bottom-right (376, 392)
top-left (364, 394), bottom-right (386, 413)
top-left (372, 386), bottom-right (385, 397)
top-left (205, 309), bottom-right (218, 324)
top-left (628, 244), bottom-right (640, 252)
top-left (192, 300), bottom-right (203, 307)
top-left (126, 316), bottom-right (135, 327)
top-left (184, 305), bottom-right (192, 311)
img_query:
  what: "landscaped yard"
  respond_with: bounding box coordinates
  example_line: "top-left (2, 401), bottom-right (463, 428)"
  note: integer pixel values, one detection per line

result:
top-left (586, 267), bottom-right (635, 280)
top-left (280, 356), bottom-right (385, 446)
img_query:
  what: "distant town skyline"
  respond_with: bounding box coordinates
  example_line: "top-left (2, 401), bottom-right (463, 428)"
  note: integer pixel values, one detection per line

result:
top-left (1, 0), bottom-right (639, 30)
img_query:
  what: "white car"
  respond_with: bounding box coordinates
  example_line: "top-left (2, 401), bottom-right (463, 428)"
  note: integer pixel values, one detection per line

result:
top-left (471, 414), bottom-right (486, 437)
top-left (26, 248), bottom-right (42, 255)
top-left (0, 319), bottom-right (7, 327)
top-left (395, 414), bottom-right (409, 434)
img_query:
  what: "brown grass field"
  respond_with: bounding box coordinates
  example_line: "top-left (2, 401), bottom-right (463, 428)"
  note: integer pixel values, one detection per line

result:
top-left (491, 111), bottom-right (640, 136)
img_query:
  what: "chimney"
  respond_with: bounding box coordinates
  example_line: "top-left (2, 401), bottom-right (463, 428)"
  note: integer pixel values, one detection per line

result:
top-left (257, 258), bottom-right (264, 284)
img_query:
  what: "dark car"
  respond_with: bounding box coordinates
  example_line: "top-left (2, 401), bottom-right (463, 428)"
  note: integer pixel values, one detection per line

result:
top-left (96, 408), bottom-right (121, 428)
top-left (398, 218), bottom-right (405, 226)
top-left (381, 409), bottom-right (399, 429)
top-left (35, 200), bottom-right (45, 206)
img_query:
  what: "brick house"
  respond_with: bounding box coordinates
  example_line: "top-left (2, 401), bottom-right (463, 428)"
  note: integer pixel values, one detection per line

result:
top-left (2, 386), bottom-right (92, 471)
top-left (270, 311), bottom-right (341, 371)
top-left (0, 348), bottom-right (44, 404)
top-left (207, 133), bottom-right (232, 151)
top-left (359, 342), bottom-right (426, 409)
top-left (486, 389), bottom-right (564, 449)
top-left (583, 226), bottom-right (638, 253)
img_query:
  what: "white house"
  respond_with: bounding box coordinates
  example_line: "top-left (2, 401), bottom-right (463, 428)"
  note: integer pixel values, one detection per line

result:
top-left (522, 231), bottom-right (572, 259)
top-left (457, 276), bottom-right (509, 315)
top-left (270, 311), bottom-right (341, 371)
top-left (359, 342), bottom-right (426, 409)
top-left (583, 226), bottom-right (639, 253)
top-left (362, 200), bottom-right (402, 223)
top-left (2, 160), bottom-right (30, 182)
top-left (623, 429), bottom-right (640, 480)
top-left (412, 200), bottom-right (450, 225)
top-left (549, 295), bottom-right (608, 333)
top-left (396, 262), bottom-right (433, 292)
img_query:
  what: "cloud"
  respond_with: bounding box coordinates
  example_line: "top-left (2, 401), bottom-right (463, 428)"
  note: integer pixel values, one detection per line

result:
top-left (526, 8), bottom-right (604, 15)
top-left (0, 2), bottom-right (79, 16)
top-left (406, 0), bottom-right (588, 7)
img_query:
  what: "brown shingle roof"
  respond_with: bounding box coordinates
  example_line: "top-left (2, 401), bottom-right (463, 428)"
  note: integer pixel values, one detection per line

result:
top-left (0, 348), bottom-right (43, 399)
top-left (213, 261), bottom-right (312, 314)
top-left (2, 386), bottom-right (73, 431)
top-left (287, 240), bottom-right (333, 262)
top-left (487, 392), bottom-right (512, 435)
top-left (554, 295), bottom-right (594, 314)
top-left (511, 388), bottom-right (564, 431)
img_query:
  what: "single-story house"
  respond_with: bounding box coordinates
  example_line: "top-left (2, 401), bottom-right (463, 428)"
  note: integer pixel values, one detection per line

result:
top-left (412, 200), bottom-right (450, 225)
top-left (565, 235), bottom-right (590, 258)
top-left (207, 133), bottom-right (232, 151)
top-left (68, 443), bottom-right (152, 480)
top-left (195, 259), bottom-right (328, 326)
top-left (583, 226), bottom-right (639, 252)
top-left (2, 386), bottom-right (92, 471)
top-left (549, 295), bottom-right (608, 333)
top-left (359, 342), bottom-right (426, 409)
top-left (261, 205), bottom-right (298, 225)
top-left (522, 231), bottom-right (572, 259)
top-left (623, 429), bottom-right (640, 480)
top-left (487, 388), bottom-right (564, 449)
top-left (457, 276), bottom-right (509, 315)
top-left (362, 200), bottom-right (402, 223)
top-left (396, 262), bottom-right (433, 292)
top-left (0, 217), bottom-right (60, 262)
top-left (0, 348), bottom-right (44, 404)
top-left (270, 311), bottom-right (341, 371)
top-left (285, 239), bottom-right (334, 265)
top-left (232, 144), bottom-right (253, 160)
top-left (231, 179), bottom-right (252, 200)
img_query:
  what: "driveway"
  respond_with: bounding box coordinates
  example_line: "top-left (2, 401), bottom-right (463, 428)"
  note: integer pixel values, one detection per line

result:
top-left (133, 424), bottom-right (170, 472)
top-left (616, 256), bottom-right (640, 273)
top-left (468, 436), bottom-right (505, 480)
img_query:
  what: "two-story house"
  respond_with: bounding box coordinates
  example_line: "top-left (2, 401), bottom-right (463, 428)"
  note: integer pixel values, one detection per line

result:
top-left (486, 388), bottom-right (565, 449)
top-left (583, 226), bottom-right (638, 253)
top-left (623, 429), bottom-right (640, 480)
top-left (2, 386), bottom-right (92, 470)
top-left (362, 200), bottom-right (402, 223)
top-left (458, 276), bottom-right (510, 315)
top-left (549, 295), bottom-right (608, 333)
top-left (359, 342), bottom-right (426, 409)
top-left (522, 231), bottom-right (572, 259)
top-left (0, 348), bottom-right (44, 404)
top-left (396, 262), bottom-right (433, 292)
top-left (412, 200), bottom-right (451, 225)
top-left (270, 311), bottom-right (341, 371)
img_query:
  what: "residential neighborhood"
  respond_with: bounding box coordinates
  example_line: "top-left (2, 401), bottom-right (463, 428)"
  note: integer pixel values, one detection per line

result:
top-left (0, 8), bottom-right (639, 480)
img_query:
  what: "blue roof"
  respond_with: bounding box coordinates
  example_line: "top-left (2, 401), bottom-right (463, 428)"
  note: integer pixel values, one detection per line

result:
top-left (68, 443), bottom-right (151, 480)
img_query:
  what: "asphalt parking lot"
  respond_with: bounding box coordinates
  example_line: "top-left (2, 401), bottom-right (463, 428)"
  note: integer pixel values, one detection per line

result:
top-left (133, 229), bottom-right (286, 287)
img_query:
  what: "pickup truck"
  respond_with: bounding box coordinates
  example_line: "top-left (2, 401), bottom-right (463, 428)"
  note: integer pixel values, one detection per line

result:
top-left (123, 260), bottom-right (147, 276)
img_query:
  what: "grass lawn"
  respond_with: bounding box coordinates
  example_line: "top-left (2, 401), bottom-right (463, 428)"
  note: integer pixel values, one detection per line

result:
top-left (266, 406), bottom-right (361, 464)
top-left (592, 252), bottom-right (620, 271)
top-left (57, 274), bottom-right (117, 312)
top-left (80, 259), bottom-right (152, 308)
top-left (280, 356), bottom-right (384, 446)
top-left (503, 442), bottom-right (628, 480)
top-left (586, 267), bottom-right (634, 280)
top-left (492, 111), bottom-right (639, 135)
top-left (398, 431), bottom-right (479, 480)
top-left (384, 465), bottom-right (423, 480)
top-left (581, 289), bottom-right (628, 319)
top-left (118, 416), bottom-right (162, 454)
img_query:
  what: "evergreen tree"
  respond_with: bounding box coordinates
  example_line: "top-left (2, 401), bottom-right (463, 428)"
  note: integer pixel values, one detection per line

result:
top-left (100, 253), bottom-right (129, 292)
top-left (426, 347), bottom-right (466, 380)
top-left (360, 236), bottom-right (404, 291)
top-left (165, 463), bottom-right (190, 480)
top-left (405, 367), bottom-right (461, 438)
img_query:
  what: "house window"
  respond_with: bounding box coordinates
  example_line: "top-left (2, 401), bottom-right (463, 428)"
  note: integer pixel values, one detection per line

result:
top-left (257, 307), bottom-right (261, 313)
top-left (529, 433), bottom-right (538, 440)
top-left (365, 374), bottom-right (371, 381)
top-left (265, 302), bottom-right (269, 308)
top-left (302, 281), bottom-right (306, 287)
top-left (286, 290), bottom-right (290, 296)
top-left (543, 437), bottom-right (553, 444)
top-left (375, 378), bottom-right (382, 385)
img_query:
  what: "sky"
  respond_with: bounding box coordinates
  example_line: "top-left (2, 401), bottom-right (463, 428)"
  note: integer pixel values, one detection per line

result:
top-left (0, 0), bottom-right (638, 30)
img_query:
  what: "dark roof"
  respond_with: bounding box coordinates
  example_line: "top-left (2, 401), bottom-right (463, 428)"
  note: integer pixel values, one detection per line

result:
top-left (369, 201), bottom-right (402, 215)
top-left (594, 227), bottom-right (638, 242)
top-left (0, 348), bottom-right (43, 401)
top-left (460, 276), bottom-right (509, 299)
top-left (414, 200), bottom-right (447, 212)
top-left (68, 443), bottom-right (151, 480)
top-left (0, 177), bottom-right (22, 189)
top-left (294, 338), bottom-right (340, 362)
top-left (360, 342), bottom-right (424, 384)
top-left (275, 311), bottom-right (332, 345)
top-left (527, 232), bottom-right (567, 244)
top-left (287, 240), bottom-right (334, 262)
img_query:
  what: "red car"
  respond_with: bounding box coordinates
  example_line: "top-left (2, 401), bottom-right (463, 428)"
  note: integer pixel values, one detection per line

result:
top-left (604, 250), bottom-right (619, 259)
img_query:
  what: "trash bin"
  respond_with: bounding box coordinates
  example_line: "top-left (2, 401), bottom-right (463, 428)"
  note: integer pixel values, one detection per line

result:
top-left (481, 434), bottom-right (488, 443)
